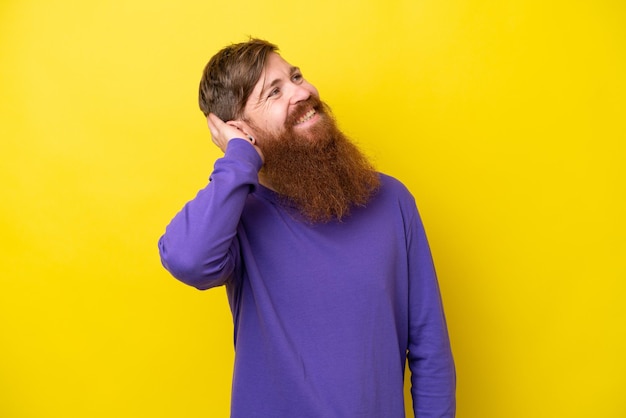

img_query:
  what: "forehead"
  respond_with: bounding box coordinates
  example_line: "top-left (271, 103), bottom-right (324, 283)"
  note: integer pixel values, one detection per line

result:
top-left (250, 53), bottom-right (294, 94)
top-left (262, 52), bottom-right (293, 77)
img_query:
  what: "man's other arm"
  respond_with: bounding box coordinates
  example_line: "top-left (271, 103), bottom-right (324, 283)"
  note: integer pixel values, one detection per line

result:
top-left (406, 208), bottom-right (456, 417)
top-left (158, 139), bottom-right (262, 289)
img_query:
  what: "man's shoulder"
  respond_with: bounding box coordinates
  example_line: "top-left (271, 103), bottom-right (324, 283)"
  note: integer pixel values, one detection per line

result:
top-left (368, 172), bottom-right (419, 216)
top-left (377, 172), bottom-right (413, 199)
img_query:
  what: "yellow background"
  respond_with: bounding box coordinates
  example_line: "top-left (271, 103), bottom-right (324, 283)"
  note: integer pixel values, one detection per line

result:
top-left (2, 0), bottom-right (624, 417)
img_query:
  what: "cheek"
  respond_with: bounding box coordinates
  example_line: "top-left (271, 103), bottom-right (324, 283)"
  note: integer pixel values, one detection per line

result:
top-left (250, 109), bottom-right (282, 132)
top-left (266, 107), bottom-right (290, 131)
top-left (251, 110), bottom-right (288, 139)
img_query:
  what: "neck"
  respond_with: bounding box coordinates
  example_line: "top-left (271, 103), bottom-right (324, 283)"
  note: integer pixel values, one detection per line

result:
top-left (258, 173), bottom-right (276, 191)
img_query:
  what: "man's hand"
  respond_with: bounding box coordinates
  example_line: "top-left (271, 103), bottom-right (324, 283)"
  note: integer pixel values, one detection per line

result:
top-left (207, 113), bottom-right (264, 162)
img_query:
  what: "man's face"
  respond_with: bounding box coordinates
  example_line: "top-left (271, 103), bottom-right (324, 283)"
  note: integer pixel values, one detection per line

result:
top-left (234, 52), bottom-right (379, 223)
top-left (242, 53), bottom-right (321, 142)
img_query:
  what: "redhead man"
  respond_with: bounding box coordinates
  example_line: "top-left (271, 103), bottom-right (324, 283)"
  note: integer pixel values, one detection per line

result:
top-left (158, 38), bottom-right (455, 417)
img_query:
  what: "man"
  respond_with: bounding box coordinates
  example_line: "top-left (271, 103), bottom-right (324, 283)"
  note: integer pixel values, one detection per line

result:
top-left (158, 38), bottom-right (455, 417)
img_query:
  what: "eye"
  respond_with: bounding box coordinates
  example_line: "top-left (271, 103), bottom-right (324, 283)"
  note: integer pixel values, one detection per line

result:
top-left (268, 87), bottom-right (280, 98)
top-left (292, 72), bottom-right (303, 83)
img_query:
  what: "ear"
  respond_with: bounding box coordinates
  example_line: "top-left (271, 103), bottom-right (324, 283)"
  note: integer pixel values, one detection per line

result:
top-left (227, 120), bottom-right (254, 138)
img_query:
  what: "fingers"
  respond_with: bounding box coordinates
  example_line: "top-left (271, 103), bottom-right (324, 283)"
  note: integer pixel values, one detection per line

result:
top-left (206, 114), bottom-right (262, 162)
top-left (206, 113), bottom-right (226, 139)
top-left (207, 113), bottom-right (248, 152)
top-left (208, 114), bottom-right (245, 139)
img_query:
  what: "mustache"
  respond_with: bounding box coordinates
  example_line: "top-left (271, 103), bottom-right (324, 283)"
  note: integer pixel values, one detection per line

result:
top-left (285, 96), bottom-right (324, 126)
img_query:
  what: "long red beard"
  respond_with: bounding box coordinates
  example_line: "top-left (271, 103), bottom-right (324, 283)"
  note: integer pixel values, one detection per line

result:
top-left (255, 99), bottom-right (380, 223)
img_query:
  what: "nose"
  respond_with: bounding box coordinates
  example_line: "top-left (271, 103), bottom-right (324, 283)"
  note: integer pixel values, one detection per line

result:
top-left (289, 83), bottom-right (311, 104)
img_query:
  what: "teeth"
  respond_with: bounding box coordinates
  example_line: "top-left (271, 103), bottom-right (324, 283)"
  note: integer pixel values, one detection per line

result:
top-left (296, 109), bottom-right (316, 124)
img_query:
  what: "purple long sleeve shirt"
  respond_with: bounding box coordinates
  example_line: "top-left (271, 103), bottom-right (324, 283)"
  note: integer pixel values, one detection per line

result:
top-left (158, 138), bottom-right (455, 417)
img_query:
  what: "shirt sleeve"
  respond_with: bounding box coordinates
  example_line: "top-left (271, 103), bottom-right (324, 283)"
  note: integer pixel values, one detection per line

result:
top-left (157, 138), bottom-right (263, 290)
top-left (406, 206), bottom-right (457, 417)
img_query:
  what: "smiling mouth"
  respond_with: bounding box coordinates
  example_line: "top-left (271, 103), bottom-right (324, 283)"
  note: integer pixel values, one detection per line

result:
top-left (295, 109), bottom-right (317, 125)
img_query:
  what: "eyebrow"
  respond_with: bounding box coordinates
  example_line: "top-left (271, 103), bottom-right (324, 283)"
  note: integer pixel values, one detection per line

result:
top-left (259, 66), bottom-right (301, 99)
